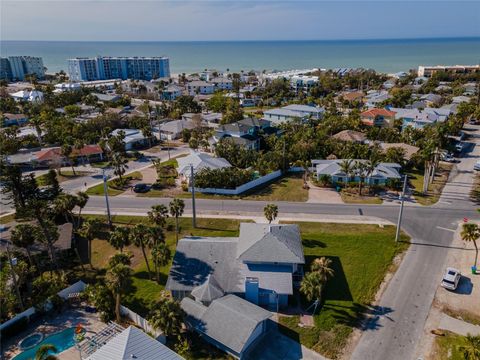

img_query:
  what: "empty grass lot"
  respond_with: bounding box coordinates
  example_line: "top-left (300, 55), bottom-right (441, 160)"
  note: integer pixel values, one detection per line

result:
top-left (432, 331), bottom-right (470, 360)
top-left (36, 170), bottom-right (91, 186)
top-left (85, 171), bottom-right (143, 196)
top-left (278, 222), bottom-right (409, 359)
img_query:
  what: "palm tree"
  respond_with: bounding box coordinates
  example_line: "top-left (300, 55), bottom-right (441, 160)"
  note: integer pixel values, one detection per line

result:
top-left (339, 159), bottom-right (354, 185)
top-left (10, 224), bottom-right (39, 267)
top-left (36, 219), bottom-right (60, 270)
top-left (110, 152), bottom-right (129, 185)
top-left (264, 204), bottom-right (279, 224)
top-left (105, 264), bottom-right (132, 323)
top-left (169, 199), bottom-right (185, 244)
top-left (75, 191), bottom-right (89, 225)
top-left (461, 223), bottom-right (479, 269)
top-left (148, 294), bottom-right (184, 337)
top-left (311, 257), bottom-right (335, 283)
top-left (151, 242), bottom-right (171, 283)
top-left (300, 272), bottom-right (321, 303)
top-left (53, 193), bottom-right (77, 224)
top-left (35, 344), bottom-right (58, 360)
top-left (130, 224), bottom-right (155, 280)
top-left (458, 334), bottom-right (480, 360)
top-left (108, 252), bottom-right (132, 267)
top-left (148, 204), bottom-right (169, 227)
top-left (78, 218), bottom-right (102, 268)
top-left (354, 161), bottom-right (368, 196)
top-left (108, 226), bottom-right (131, 253)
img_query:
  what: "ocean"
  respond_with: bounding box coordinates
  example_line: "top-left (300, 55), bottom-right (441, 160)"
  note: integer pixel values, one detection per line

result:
top-left (1, 38), bottom-right (479, 75)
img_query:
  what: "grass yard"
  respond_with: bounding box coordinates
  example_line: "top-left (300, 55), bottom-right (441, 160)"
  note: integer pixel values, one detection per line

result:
top-left (432, 331), bottom-right (470, 360)
top-left (278, 222), bottom-right (410, 359)
top-left (0, 213), bottom-right (16, 224)
top-left (90, 161), bottom-right (110, 168)
top-left (86, 215), bottom-right (245, 316)
top-left (86, 171), bottom-right (143, 196)
top-left (408, 163), bottom-right (452, 206)
top-left (340, 191), bottom-right (383, 204)
top-left (36, 170), bottom-right (91, 186)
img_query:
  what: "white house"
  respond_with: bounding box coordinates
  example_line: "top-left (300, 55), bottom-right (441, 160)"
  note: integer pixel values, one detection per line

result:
top-left (157, 119), bottom-right (199, 140)
top-left (263, 104), bottom-right (324, 124)
top-left (211, 77), bottom-right (233, 90)
top-left (10, 90), bottom-right (44, 103)
top-left (111, 129), bottom-right (150, 150)
top-left (162, 84), bottom-right (184, 100)
top-left (53, 83), bottom-right (81, 93)
top-left (177, 152), bottom-right (231, 179)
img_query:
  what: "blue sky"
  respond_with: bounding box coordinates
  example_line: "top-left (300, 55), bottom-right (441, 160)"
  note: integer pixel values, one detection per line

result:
top-left (2, 1), bottom-right (480, 41)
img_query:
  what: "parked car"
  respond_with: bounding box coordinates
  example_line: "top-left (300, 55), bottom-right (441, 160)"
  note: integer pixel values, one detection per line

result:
top-left (443, 154), bottom-right (456, 163)
top-left (441, 267), bottom-right (461, 290)
top-left (455, 142), bottom-right (464, 153)
top-left (133, 183), bottom-right (150, 193)
top-left (469, 119), bottom-right (478, 125)
top-left (459, 131), bottom-right (466, 141)
top-left (474, 161), bottom-right (480, 171)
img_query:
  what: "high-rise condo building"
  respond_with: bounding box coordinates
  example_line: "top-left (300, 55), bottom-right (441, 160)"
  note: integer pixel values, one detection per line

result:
top-left (68, 56), bottom-right (170, 81)
top-left (0, 56), bottom-right (46, 81)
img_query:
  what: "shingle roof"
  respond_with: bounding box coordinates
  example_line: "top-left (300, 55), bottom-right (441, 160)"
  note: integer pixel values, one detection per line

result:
top-left (332, 130), bottom-right (366, 143)
top-left (181, 295), bottom-right (271, 354)
top-left (361, 108), bottom-right (396, 118)
top-left (86, 326), bottom-right (183, 360)
top-left (191, 275), bottom-right (224, 302)
top-left (313, 159), bottom-right (402, 179)
top-left (177, 152), bottom-right (231, 176)
top-left (237, 223), bottom-right (305, 264)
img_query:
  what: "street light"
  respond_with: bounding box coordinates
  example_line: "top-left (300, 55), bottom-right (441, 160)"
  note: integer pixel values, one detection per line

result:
top-left (190, 163), bottom-right (196, 228)
top-left (395, 175), bottom-right (408, 243)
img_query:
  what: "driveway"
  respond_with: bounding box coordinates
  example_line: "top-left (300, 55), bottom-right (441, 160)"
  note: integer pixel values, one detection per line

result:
top-left (307, 182), bottom-right (343, 204)
top-left (246, 329), bottom-right (326, 360)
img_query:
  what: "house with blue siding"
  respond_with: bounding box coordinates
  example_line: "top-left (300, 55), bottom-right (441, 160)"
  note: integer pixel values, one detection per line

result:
top-left (166, 223), bottom-right (305, 309)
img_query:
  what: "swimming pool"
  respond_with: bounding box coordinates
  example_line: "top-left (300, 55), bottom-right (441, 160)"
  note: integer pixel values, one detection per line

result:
top-left (13, 327), bottom-right (76, 360)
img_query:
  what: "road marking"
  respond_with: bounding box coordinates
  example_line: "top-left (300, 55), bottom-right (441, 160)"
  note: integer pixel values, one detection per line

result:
top-left (436, 226), bottom-right (456, 233)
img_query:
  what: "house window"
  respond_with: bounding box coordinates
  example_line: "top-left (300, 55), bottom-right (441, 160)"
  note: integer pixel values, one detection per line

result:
top-left (374, 179), bottom-right (379, 185)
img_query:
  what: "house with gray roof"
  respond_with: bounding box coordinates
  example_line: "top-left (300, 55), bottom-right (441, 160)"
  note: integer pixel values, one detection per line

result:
top-left (166, 223), bottom-right (305, 309)
top-left (86, 326), bottom-right (183, 360)
top-left (181, 294), bottom-right (271, 359)
top-left (176, 152), bottom-right (231, 179)
top-left (213, 117), bottom-right (275, 150)
top-left (312, 159), bottom-right (402, 186)
top-left (263, 104), bottom-right (324, 124)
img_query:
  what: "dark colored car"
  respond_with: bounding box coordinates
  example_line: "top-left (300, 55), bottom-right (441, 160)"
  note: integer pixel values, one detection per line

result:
top-left (133, 183), bottom-right (150, 193)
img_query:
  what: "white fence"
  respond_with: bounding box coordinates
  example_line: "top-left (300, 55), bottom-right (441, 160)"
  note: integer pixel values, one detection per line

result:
top-left (120, 305), bottom-right (166, 343)
top-left (190, 170), bottom-right (282, 195)
top-left (0, 280), bottom-right (87, 332)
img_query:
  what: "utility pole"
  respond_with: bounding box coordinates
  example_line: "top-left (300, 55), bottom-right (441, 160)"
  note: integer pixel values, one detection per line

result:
top-left (6, 244), bottom-right (24, 311)
top-left (102, 168), bottom-right (112, 228)
top-left (190, 164), bottom-right (196, 228)
top-left (395, 175), bottom-right (408, 242)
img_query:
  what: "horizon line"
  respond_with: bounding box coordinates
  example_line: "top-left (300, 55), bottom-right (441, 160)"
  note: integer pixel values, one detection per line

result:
top-left (2, 36), bottom-right (480, 43)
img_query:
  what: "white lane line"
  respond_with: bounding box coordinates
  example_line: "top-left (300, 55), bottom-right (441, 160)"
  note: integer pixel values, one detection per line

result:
top-left (436, 226), bottom-right (456, 233)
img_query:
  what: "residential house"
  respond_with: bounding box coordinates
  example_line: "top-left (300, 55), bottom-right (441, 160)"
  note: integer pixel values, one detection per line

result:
top-left (182, 112), bottom-right (223, 128)
top-left (92, 93), bottom-right (121, 103)
top-left (452, 96), bottom-right (471, 104)
top-left (162, 84), bottom-right (184, 100)
top-left (157, 119), bottom-right (200, 140)
top-left (176, 152), bottom-right (231, 179)
top-left (379, 142), bottom-right (420, 161)
top-left (86, 326), bottom-right (183, 360)
top-left (263, 104), bottom-right (324, 124)
top-left (360, 108), bottom-right (396, 127)
top-left (332, 130), bottom-right (367, 143)
top-left (364, 90), bottom-right (391, 108)
top-left (211, 77), bottom-right (233, 90)
top-left (339, 91), bottom-right (364, 104)
top-left (187, 81), bottom-right (216, 96)
top-left (6, 144), bottom-right (104, 168)
top-left (166, 222), bottom-right (305, 309)
top-left (289, 75), bottom-right (319, 93)
top-left (53, 83), bottom-right (81, 93)
top-left (111, 128), bottom-right (150, 150)
top-left (181, 294), bottom-right (271, 359)
top-left (2, 113), bottom-right (28, 126)
top-left (10, 90), bottom-right (44, 103)
top-left (312, 159), bottom-right (401, 186)
top-left (420, 93), bottom-right (443, 107)
top-left (390, 107), bottom-right (450, 129)
top-left (214, 118), bottom-right (273, 150)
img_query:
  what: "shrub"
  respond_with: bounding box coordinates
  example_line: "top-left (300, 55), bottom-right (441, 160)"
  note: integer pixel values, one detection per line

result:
top-left (194, 167), bottom-right (254, 189)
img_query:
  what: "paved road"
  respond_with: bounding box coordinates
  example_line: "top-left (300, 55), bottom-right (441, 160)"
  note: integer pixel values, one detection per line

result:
top-left (81, 126), bottom-right (480, 360)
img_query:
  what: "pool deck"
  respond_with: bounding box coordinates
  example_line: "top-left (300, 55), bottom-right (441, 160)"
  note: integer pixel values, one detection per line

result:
top-left (3, 305), bottom-right (105, 359)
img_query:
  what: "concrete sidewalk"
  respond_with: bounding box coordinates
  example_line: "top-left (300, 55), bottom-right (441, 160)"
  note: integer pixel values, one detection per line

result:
top-left (439, 313), bottom-right (480, 336)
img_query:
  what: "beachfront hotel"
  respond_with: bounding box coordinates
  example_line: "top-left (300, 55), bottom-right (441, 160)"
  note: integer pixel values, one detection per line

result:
top-left (0, 56), bottom-right (45, 81)
top-left (417, 64), bottom-right (480, 77)
top-left (67, 56), bottom-right (170, 81)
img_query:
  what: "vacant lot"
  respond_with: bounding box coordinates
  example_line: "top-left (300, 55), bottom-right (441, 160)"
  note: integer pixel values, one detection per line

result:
top-left (278, 222), bottom-right (409, 359)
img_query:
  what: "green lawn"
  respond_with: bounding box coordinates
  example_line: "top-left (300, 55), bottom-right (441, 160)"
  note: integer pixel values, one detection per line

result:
top-left (90, 161), bottom-right (110, 168)
top-left (142, 174), bottom-right (309, 202)
top-left (0, 213), bottom-right (16, 224)
top-left (340, 191), bottom-right (383, 204)
top-left (408, 164), bottom-right (452, 206)
top-left (86, 171), bottom-right (143, 196)
top-left (433, 331), bottom-right (469, 360)
top-left (278, 222), bottom-right (409, 359)
top-left (87, 215), bottom-right (245, 316)
top-left (36, 170), bottom-right (90, 186)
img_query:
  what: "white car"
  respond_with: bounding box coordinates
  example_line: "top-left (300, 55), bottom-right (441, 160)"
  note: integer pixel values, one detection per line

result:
top-left (441, 267), bottom-right (461, 291)
top-left (475, 161), bottom-right (480, 171)
top-left (455, 143), bottom-right (464, 153)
